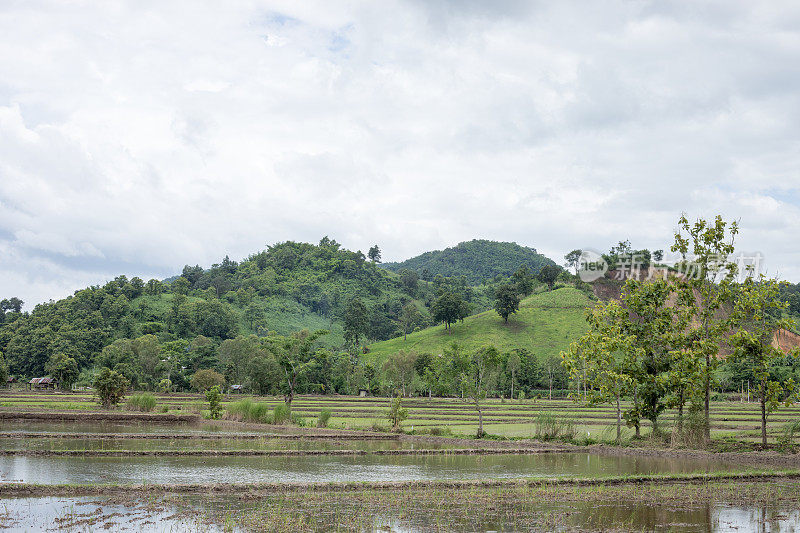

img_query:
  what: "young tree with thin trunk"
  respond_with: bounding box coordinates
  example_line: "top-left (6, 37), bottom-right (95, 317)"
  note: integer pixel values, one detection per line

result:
top-left (273, 329), bottom-right (328, 412)
top-left (507, 351), bottom-right (521, 400)
top-left (464, 346), bottom-right (500, 437)
top-left (730, 276), bottom-right (797, 446)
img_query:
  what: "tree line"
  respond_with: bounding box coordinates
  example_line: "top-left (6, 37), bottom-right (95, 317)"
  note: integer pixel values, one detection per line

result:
top-left (562, 215), bottom-right (800, 446)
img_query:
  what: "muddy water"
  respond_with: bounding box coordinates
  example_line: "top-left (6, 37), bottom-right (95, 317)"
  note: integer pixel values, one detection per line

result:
top-left (0, 420), bottom-right (206, 434)
top-left (0, 452), bottom-right (741, 485)
top-left (0, 436), bottom-right (429, 452)
top-left (0, 496), bottom-right (224, 532)
top-left (376, 502), bottom-right (800, 532)
top-left (0, 495), bottom-right (795, 532)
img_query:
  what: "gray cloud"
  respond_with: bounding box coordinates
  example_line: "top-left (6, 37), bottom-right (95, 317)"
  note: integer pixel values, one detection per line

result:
top-left (1, 0), bottom-right (799, 309)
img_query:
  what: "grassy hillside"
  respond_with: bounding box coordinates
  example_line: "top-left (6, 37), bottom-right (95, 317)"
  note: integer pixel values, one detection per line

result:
top-left (382, 239), bottom-right (557, 284)
top-left (365, 287), bottom-right (591, 364)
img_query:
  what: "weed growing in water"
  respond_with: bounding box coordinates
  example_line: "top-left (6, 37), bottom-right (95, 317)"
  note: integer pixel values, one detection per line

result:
top-left (125, 393), bottom-right (157, 412)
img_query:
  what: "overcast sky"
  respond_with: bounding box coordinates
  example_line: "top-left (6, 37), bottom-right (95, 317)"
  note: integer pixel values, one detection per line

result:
top-left (1, 1), bottom-right (800, 308)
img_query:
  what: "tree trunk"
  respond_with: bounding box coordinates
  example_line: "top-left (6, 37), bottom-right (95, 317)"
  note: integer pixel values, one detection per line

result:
top-left (760, 383), bottom-right (767, 447)
top-left (477, 399), bottom-right (484, 437)
top-left (615, 390), bottom-right (621, 443)
top-left (633, 388), bottom-right (640, 438)
top-left (510, 372), bottom-right (515, 401)
top-left (704, 351), bottom-right (711, 442)
top-left (549, 375), bottom-right (553, 401)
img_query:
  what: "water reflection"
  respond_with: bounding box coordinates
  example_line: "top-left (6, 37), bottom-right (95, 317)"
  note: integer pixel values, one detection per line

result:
top-left (0, 452), bottom-right (741, 485)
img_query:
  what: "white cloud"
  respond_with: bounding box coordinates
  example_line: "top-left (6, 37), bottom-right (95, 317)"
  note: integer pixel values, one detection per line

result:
top-left (0, 0), bottom-right (799, 309)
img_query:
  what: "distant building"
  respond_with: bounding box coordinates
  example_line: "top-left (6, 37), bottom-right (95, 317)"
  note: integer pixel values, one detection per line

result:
top-left (230, 384), bottom-right (243, 393)
top-left (359, 389), bottom-right (369, 397)
top-left (28, 377), bottom-right (57, 390)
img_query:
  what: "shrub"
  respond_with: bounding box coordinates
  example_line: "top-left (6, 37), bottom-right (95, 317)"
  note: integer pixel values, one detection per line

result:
top-left (534, 412), bottom-right (576, 441)
top-left (273, 403), bottom-right (291, 425)
top-left (517, 391), bottom-right (525, 401)
top-left (428, 426), bottom-right (453, 437)
top-left (388, 396), bottom-right (408, 431)
top-left (93, 368), bottom-right (130, 408)
top-left (158, 379), bottom-right (173, 394)
top-left (317, 409), bottom-right (332, 428)
top-left (226, 399), bottom-right (273, 423)
top-left (126, 393), bottom-right (157, 412)
top-left (205, 385), bottom-right (223, 420)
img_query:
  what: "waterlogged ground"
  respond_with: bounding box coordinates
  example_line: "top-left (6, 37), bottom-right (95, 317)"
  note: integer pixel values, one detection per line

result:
top-left (0, 436), bottom-right (432, 452)
top-left (0, 496), bottom-right (223, 532)
top-left (1, 482), bottom-right (797, 532)
top-left (0, 452), bottom-right (743, 485)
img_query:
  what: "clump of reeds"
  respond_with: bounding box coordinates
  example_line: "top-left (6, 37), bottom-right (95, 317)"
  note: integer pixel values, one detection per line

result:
top-left (125, 393), bottom-right (157, 412)
top-left (534, 412), bottom-right (576, 441)
top-left (226, 399), bottom-right (273, 423)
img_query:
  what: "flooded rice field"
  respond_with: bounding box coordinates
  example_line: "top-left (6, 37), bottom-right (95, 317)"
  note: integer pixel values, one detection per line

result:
top-left (0, 492), bottom-right (797, 532)
top-left (0, 451), bottom-right (743, 485)
top-left (0, 496), bottom-right (223, 532)
top-left (0, 436), bottom-right (429, 452)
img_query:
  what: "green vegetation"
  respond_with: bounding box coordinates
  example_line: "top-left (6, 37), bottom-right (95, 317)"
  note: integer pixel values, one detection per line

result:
top-left (93, 368), bottom-right (129, 408)
top-left (367, 288), bottom-right (590, 365)
top-left (382, 239), bottom-right (557, 284)
top-left (226, 399), bottom-right (273, 423)
top-left (125, 393), bottom-right (157, 412)
top-left (563, 215), bottom-right (800, 447)
top-left (316, 409), bottom-right (332, 428)
top-left (205, 385), bottom-right (223, 419)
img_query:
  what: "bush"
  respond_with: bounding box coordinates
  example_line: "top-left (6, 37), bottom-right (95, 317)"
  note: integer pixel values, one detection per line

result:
top-left (273, 403), bottom-right (291, 425)
top-left (226, 399), bottom-right (273, 423)
top-left (158, 379), bottom-right (173, 394)
top-left (428, 426), bottom-right (453, 437)
top-left (388, 396), bottom-right (408, 431)
top-left (205, 385), bottom-right (223, 420)
top-left (93, 367), bottom-right (130, 408)
top-left (534, 412), bottom-right (576, 441)
top-left (126, 393), bottom-right (157, 412)
top-left (317, 409), bottom-right (332, 428)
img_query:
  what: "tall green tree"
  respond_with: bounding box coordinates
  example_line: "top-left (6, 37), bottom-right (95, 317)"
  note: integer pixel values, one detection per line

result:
top-left (564, 250), bottom-right (582, 274)
top-left (272, 329), bottom-right (328, 410)
top-left (562, 311), bottom-right (635, 443)
top-left (671, 214), bottom-right (739, 441)
top-left (537, 265), bottom-right (561, 290)
top-left (493, 284), bottom-right (520, 324)
top-left (343, 298), bottom-right (369, 353)
top-left (400, 302), bottom-right (420, 341)
top-left (368, 245), bottom-right (382, 263)
top-left (45, 352), bottom-right (79, 391)
top-left (431, 292), bottom-right (469, 331)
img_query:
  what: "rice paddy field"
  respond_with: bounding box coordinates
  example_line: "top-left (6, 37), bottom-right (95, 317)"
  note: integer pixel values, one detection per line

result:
top-left (1, 389), bottom-right (800, 531)
top-left (2, 389), bottom-right (799, 443)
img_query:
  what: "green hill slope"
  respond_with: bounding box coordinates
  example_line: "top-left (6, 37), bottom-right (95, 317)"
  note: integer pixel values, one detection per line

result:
top-left (365, 287), bottom-right (591, 364)
top-left (382, 239), bottom-right (557, 284)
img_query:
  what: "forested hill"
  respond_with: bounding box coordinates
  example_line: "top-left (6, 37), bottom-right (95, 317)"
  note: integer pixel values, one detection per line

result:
top-left (0, 237), bottom-right (525, 381)
top-left (382, 240), bottom-right (557, 284)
